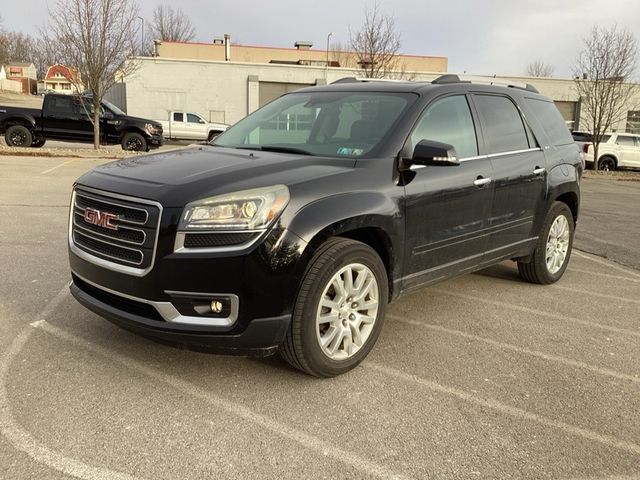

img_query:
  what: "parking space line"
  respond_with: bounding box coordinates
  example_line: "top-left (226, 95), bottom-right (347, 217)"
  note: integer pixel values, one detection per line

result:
top-left (34, 320), bottom-right (410, 480)
top-left (0, 287), bottom-right (140, 480)
top-left (40, 159), bottom-right (78, 175)
top-left (568, 268), bottom-right (640, 284)
top-left (553, 285), bottom-right (640, 305)
top-left (364, 362), bottom-right (640, 457)
top-left (430, 288), bottom-right (640, 339)
top-left (386, 314), bottom-right (640, 384)
top-left (574, 251), bottom-right (640, 279)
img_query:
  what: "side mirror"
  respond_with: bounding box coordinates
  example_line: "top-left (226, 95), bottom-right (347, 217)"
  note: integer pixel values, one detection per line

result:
top-left (408, 139), bottom-right (459, 167)
top-left (199, 119), bottom-right (206, 124)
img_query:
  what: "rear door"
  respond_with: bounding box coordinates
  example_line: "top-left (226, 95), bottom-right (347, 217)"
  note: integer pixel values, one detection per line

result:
top-left (402, 94), bottom-right (494, 290)
top-left (471, 93), bottom-right (546, 261)
top-left (171, 112), bottom-right (187, 138)
top-left (615, 134), bottom-right (640, 167)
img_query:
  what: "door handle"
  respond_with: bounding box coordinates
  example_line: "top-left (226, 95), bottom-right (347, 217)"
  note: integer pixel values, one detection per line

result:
top-left (473, 177), bottom-right (492, 187)
top-left (533, 167), bottom-right (546, 175)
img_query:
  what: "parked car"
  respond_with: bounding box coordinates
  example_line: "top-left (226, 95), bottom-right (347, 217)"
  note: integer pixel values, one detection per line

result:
top-left (159, 111), bottom-right (228, 142)
top-left (584, 132), bottom-right (640, 170)
top-left (68, 75), bottom-right (582, 377)
top-left (0, 93), bottom-right (163, 151)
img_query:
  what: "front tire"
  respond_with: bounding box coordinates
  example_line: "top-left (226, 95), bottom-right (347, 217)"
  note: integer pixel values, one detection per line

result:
top-left (5, 125), bottom-right (33, 147)
top-left (121, 132), bottom-right (148, 152)
top-left (279, 237), bottom-right (388, 377)
top-left (518, 202), bottom-right (574, 284)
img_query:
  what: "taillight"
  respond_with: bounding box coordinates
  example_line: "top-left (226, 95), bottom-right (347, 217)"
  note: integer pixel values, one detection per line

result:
top-left (583, 143), bottom-right (590, 153)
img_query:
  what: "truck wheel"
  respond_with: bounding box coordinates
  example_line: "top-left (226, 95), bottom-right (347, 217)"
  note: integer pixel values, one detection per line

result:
top-left (121, 132), bottom-right (147, 152)
top-left (208, 131), bottom-right (222, 142)
top-left (31, 139), bottom-right (46, 148)
top-left (518, 202), bottom-right (574, 284)
top-left (279, 237), bottom-right (388, 377)
top-left (5, 125), bottom-right (33, 147)
top-left (597, 156), bottom-right (616, 171)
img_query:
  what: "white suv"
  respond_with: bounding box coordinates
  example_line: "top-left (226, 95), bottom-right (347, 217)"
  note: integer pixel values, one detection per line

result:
top-left (585, 133), bottom-right (640, 170)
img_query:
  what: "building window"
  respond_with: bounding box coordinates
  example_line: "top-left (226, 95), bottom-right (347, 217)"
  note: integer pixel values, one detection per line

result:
top-left (627, 111), bottom-right (640, 134)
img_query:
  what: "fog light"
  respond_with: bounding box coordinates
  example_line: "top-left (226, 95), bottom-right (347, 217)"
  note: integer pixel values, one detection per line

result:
top-left (210, 300), bottom-right (223, 313)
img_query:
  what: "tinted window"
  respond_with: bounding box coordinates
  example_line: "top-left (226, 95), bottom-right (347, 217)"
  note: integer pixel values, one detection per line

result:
top-left (616, 135), bottom-right (636, 146)
top-left (50, 96), bottom-right (74, 115)
top-left (475, 95), bottom-right (529, 153)
top-left (187, 113), bottom-right (202, 123)
top-left (173, 112), bottom-right (184, 122)
top-left (525, 98), bottom-right (574, 146)
top-left (410, 95), bottom-right (478, 158)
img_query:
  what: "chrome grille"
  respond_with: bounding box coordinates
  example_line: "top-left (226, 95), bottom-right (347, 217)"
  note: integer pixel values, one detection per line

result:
top-left (70, 188), bottom-right (162, 275)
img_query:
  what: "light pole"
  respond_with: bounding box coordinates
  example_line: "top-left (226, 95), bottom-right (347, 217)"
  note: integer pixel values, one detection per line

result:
top-left (326, 32), bottom-right (333, 80)
top-left (137, 16), bottom-right (144, 55)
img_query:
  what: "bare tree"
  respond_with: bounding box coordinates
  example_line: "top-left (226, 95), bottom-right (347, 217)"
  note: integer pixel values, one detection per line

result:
top-left (151, 5), bottom-right (196, 42)
top-left (573, 25), bottom-right (639, 170)
top-left (526, 60), bottom-right (554, 77)
top-left (349, 2), bottom-right (402, 78)
top-left (45, 0), bottom-right (140, 149)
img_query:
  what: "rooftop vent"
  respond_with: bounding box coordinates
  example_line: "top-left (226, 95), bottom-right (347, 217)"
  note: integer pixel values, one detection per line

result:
top-left (213, 37), bottom-right (224, 45)
top-left (294, 41), bottom-right (313, 50)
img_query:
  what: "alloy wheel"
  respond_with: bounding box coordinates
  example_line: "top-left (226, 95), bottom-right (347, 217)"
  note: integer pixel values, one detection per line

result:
top-left (546, 215), bottom-right (570, 274)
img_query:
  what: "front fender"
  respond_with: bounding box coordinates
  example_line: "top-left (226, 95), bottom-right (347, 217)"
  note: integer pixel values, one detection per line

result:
top-left (285, 191), bottom-right (404, 285)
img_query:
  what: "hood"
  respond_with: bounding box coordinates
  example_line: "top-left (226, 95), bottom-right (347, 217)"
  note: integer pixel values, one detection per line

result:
top-left (75, 145), bottom-right (355, 207)
top-left (119, 114), bottom-right (161, 127)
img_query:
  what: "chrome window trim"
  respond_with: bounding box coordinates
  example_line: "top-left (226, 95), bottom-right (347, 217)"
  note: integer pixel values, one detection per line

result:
top-left (69, 187), bottom-right (163, 277)
top-left (173, 230), bottom-right (265, 254)
top-left (72, 271), bottom-right (239, 327)
top-left (458, 147), bottom-right (542, 163)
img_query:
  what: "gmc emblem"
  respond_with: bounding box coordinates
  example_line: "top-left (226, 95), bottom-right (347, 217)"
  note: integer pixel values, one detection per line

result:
top-left (84, 207), bottom-right (119, 230)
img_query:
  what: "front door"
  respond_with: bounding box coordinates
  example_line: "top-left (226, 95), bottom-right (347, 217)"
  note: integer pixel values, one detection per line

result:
top-left (402, 94), bottom-right (494, 291)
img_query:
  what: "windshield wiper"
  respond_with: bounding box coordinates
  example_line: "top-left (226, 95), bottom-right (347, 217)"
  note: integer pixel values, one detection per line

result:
top-left (234, 145), bottom-right (313, 156)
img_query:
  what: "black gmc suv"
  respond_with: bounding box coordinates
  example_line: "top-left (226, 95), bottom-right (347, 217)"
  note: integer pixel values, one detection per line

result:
top-left (0, 93), bottom-right (163, 151)
top-left (68, 76), bottom-right (582, 377)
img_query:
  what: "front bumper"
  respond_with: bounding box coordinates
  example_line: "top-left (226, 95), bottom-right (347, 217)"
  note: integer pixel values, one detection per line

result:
top-left (70, 274), bottom-right (291, 355)
top-left (148, 133), bottom-right (164, 148)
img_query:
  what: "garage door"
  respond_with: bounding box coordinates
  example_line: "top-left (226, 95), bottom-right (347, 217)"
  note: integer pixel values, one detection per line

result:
top-left (259, 82), bottom-right (312, 107)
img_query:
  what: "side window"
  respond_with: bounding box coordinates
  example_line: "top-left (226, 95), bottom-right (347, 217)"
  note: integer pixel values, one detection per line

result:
top-left (475, 95), bottom-right (529, 153)
top-left (50, 96), bottom-right (74, 115)
top-left (525, 98), bottom-right (574, 147)
top-left (616, 135), bottom-right (635, 147)
top-left (410, 95), bottom-right (478, 158)
top-left (187, 113), bottom-right (202, 124)
top-left (173, 112), bottom-right (184, 122)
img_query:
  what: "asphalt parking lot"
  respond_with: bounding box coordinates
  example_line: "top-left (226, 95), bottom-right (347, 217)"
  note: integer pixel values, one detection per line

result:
top-left (1, 155), bottom-right (639, 479)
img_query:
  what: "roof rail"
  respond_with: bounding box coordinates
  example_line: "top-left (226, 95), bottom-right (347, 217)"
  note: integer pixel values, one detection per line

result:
top-left (331, 77), bottom-right (410, 84)
top-left (431, 74), bottom-right (540, 93)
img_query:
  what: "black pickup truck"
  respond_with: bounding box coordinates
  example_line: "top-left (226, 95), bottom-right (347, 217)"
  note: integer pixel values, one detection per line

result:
top-left (0, 93), bottom-right (163, 151)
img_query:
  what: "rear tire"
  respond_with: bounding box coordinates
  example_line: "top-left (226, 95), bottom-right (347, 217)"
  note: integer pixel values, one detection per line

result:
top-left (279, 237), bottom-right (388, 377)
top-left (597, 156), bottom-right (616, 171)
top-left (121, 132), bottom-right (147, 152)
top-left (5, 125), bottom-right (33, 147)
top-left (518, 202), bottom-right (574, 284)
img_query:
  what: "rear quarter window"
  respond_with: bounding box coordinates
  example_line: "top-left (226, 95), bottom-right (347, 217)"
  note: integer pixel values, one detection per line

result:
top-left (525, 98), bottom-right (574, 147)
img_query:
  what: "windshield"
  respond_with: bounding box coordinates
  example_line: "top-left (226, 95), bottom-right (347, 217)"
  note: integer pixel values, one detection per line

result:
top-left (214, 91), bottom-right (414, 158)
top-left (102, 99), bottom-right (126, 116)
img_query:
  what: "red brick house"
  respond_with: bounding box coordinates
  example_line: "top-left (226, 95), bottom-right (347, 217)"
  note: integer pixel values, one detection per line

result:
top-left (44, 64), bottom-right (83, 94)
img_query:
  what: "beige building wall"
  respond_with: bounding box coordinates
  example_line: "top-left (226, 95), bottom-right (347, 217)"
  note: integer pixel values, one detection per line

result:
top-left (125, 57), bottom-right (640, 133)
top-left (155, 41), bottom-right (448, 73)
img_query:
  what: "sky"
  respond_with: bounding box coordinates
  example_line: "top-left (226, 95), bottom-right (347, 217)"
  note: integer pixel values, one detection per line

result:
top-left (2, 0), bottom-right (640, 78)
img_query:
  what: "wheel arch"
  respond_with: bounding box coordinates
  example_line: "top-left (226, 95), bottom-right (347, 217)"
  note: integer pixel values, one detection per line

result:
top-left (118, 127), bottom-right (148, 142)
top-left (1, 115), bottom-right (36, 134)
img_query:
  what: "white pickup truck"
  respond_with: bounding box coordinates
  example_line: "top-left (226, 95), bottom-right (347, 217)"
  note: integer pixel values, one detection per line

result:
top-left (159, 111), bottom-right (229, 142)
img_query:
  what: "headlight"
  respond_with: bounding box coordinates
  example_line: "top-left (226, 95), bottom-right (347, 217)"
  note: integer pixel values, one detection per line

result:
top-left (145, 123), bottom-right (162, 135)
top-left (179, 185), bottom-right (290, 231)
